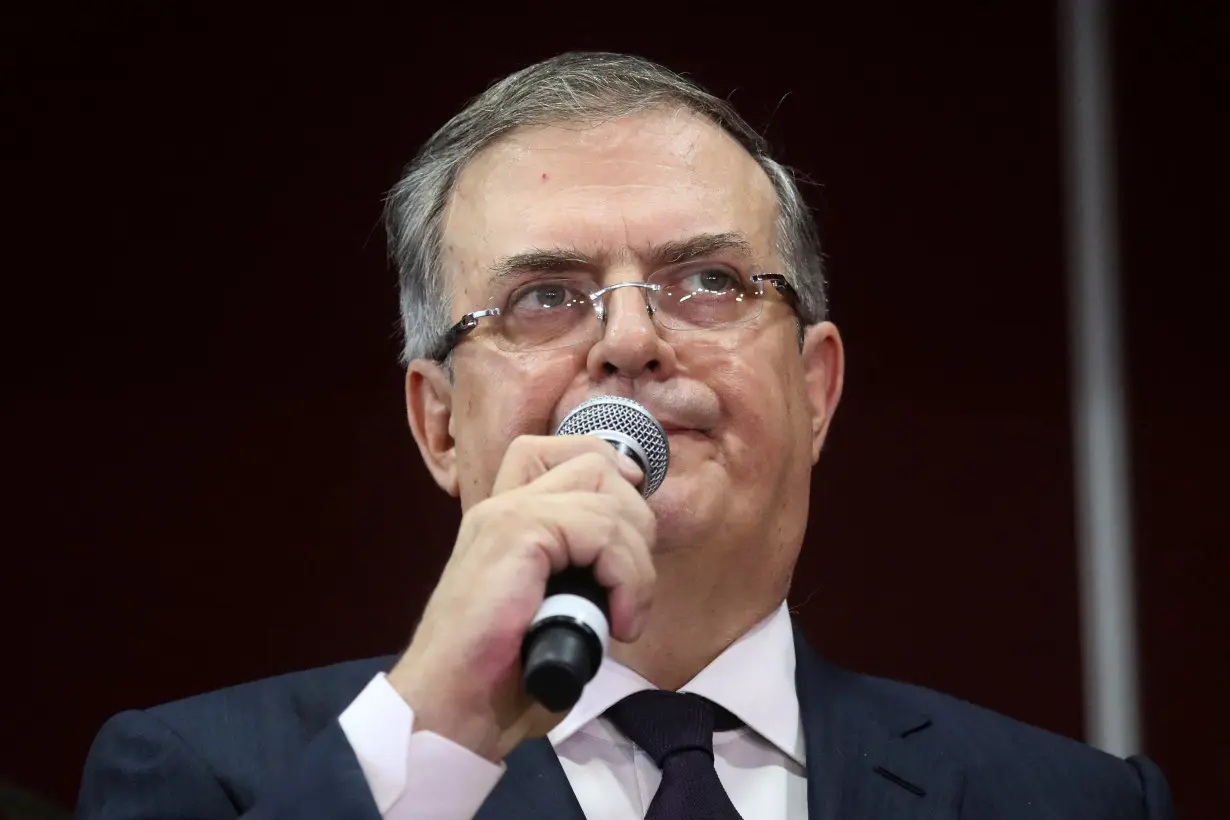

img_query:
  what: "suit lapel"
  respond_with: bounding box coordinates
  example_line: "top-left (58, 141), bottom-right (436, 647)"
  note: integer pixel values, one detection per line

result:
top-left (794, 628), bottom-right (963, 820)
top-left (473, 737), bottom-right (586, 820)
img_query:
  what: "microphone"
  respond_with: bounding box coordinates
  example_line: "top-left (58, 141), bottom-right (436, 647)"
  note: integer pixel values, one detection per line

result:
top-left (521, 396), bottom-right (670, 712)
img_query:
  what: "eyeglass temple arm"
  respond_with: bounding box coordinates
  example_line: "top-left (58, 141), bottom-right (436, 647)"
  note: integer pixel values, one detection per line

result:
top-left (429, 309), bottom-right (499, 362)
top-left (752, 274), bottom-right (808, 322)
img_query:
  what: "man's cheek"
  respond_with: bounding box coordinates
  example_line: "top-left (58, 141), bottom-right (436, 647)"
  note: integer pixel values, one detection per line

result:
top-left (496, 392), bottom-right (555, 440)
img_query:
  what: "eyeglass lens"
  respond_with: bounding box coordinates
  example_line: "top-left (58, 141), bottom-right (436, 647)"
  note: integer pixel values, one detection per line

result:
top-left (496, 262), bottom-right (764, 352)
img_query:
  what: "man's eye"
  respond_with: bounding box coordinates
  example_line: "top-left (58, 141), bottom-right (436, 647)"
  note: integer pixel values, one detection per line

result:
top-left (511, 283), bottom-right (582, 312)
top-left (681, 268), bottom-right (740, 294)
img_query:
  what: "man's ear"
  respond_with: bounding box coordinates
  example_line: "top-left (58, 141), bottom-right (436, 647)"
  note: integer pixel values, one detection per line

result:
top-left (405, 359), bottom-right (459, 497)
top-left (801, 321), bottom-right (845, 465)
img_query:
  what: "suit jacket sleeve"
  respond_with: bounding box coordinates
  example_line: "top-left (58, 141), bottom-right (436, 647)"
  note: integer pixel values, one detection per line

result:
top-left (1127, 755), bottom-right (1177, 820)
top-left (76, 709), bottom-right (382, 820)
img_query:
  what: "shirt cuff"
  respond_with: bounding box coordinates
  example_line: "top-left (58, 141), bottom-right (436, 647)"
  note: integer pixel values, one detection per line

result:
top-left (338, 672), bottom-right (505, 818)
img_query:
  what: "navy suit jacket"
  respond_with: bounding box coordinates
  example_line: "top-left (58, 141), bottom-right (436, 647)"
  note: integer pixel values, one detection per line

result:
top-left (77, 628), bottom-right (1175, 819)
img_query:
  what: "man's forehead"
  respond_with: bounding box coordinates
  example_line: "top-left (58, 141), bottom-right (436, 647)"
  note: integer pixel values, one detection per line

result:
top-left (442, 110), bottom-right (778, 276)
top-left (472, 109), bottom-right (719, 171)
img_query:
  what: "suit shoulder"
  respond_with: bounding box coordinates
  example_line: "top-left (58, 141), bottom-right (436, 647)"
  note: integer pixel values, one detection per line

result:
top-left (83, 657), bottom-right (396, 814)
top-left (849, 672), bottom-right (1149, 788)
top-left (848, 672), bottom-right (1173, 816)
top-left (149, 655), bottom-right (395, 743)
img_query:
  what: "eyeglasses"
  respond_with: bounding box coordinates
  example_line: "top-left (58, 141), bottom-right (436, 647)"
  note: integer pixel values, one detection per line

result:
top-left (429, 261), bottom-right (804, 362)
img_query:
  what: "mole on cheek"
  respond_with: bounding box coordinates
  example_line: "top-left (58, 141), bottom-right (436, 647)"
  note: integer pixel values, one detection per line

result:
top-left (541, 173), bottom-right (549, 181)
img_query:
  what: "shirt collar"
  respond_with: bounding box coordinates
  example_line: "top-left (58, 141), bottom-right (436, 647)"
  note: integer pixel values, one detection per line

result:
top-left (547, 600), bottom-right (804, 765)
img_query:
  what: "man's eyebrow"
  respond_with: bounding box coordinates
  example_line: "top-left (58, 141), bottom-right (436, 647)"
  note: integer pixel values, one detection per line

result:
top-left (488, 232), bottom-right (753, 280)
top-left (649, 232), bottom-right (753, 266)
top-left (490, 249), bottom-right (597, 279)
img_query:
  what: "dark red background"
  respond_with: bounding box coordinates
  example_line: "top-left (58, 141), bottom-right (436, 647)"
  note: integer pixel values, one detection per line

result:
top-left (3, 4), bottom-right (1226, 816)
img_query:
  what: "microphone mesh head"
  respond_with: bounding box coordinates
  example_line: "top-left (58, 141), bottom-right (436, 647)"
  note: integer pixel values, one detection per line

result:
top-left (555, 396), bottom-right (669, 497)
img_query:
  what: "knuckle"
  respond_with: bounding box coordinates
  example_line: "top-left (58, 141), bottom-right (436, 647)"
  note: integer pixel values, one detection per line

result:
top-left (505, 434), bottom-right (537, 461)
top-left (460, 503), bottom-right (489, 542)
top-left (469, 493), bottom-right (500, 518)
top-left (629, 500), bottom-right (655, 538)
top-left (598, 517), bottom-right (621, 549)
top-left (469, 495), bottom-right (522, 535)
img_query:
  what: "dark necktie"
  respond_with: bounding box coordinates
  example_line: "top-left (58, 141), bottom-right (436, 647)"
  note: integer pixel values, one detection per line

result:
top-left (605, 690), bottom-right (745, 820)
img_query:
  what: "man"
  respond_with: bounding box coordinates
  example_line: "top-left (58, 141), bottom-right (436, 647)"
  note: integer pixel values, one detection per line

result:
top-left (77, 52), bottom-right (1174, 819)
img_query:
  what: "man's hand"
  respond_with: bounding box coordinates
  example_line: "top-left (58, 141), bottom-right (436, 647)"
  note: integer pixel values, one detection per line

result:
top-left (387, 435), bottom-right (657, 762)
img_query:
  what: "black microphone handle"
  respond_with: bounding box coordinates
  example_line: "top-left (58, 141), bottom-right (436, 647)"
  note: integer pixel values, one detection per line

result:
top-left (521, 434), bottom-right (646, 712)
top-left (521, 565), bottom-right (611, 712)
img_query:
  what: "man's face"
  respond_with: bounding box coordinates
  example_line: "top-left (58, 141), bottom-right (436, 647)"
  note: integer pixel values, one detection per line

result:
top-left (411, 108), bottom-right (841, 568)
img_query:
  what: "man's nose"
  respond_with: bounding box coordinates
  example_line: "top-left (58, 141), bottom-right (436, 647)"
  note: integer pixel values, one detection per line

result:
top-left (586, 284), bottom-right (676, 380)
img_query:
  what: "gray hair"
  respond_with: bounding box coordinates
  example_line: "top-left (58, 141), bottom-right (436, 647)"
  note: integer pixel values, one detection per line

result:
top-left (386, 52), bottom-right (827, 365)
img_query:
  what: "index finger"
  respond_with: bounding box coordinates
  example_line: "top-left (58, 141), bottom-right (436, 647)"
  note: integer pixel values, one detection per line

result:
top-left (491, 434), bottom-right (644, 495)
